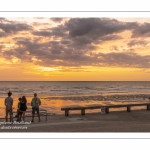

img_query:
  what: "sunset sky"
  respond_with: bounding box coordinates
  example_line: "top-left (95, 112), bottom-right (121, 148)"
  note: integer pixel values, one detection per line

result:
top-left (1, 17), bottom-right (150, 81)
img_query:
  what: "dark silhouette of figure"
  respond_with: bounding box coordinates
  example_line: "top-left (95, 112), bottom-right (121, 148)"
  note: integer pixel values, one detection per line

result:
top-left (16, 97), bottom-right (23, 121)
top-left (5, 91), bottom-right (13, 122)
top-left (19, 96), bottom-right (27, 122)
top-left (31, 93), bottom-right (41, 122)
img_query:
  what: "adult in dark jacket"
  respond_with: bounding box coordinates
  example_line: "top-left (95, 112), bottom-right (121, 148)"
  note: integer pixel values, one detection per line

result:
top-left (20, 96), bottom-right (27, 122)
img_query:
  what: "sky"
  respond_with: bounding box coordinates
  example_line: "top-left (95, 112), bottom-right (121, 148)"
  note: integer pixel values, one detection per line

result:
top-left (0, 17), bottom-right (150, 81)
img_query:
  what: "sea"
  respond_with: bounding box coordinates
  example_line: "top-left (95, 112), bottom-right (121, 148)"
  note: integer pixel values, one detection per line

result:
top-left (0, 81), bottom-right (150, 117)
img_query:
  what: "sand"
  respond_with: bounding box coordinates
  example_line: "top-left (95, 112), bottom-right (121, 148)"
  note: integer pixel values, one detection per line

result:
top-left (0, 109), bottom-right (150, 132)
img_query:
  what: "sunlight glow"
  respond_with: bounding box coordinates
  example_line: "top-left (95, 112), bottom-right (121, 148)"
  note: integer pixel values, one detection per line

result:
top-left (35, 66), bottom-right (61, 72)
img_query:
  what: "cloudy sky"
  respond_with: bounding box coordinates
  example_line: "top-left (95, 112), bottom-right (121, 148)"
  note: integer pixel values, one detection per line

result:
top-left (0, 17), bottom-right (150, 81)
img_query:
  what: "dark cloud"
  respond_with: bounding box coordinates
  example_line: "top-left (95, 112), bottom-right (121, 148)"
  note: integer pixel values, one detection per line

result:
top-left (35, 51), bottom-right (150, 68)
top-left (50, 18), bottom-right (64, 23)
top-left (60, 39), bottom-right (71, 45)
top-left (0, 45), bottom-right (3, 50)
top-left (2, 18), bottom-right (150, 69)
top-left (32, 18), bottom-right (132, 47)
top-left (0, 18), bottom-right (6, 22)
top-left (95, 52), bottom-right (150, 68)
top-left (32, 30), bottom-right (52, 37)
top-left (127, 40), bottom-right (149, 47)
top-left (51, 25), bottom-right (67, 37)
top-left (57, 18), bottom-right (136, 49)
top-left (3, 37), bottom-right (150, 68)
top-left (110, 46), bottom-right (119, 51)
top-left (35, 17), bottom-right (45, 19)
top-left (32, 22), bottom-right (50, 26)
top-left (15, 38), bottom-right (50, 52)
top-left (100, 35), bottom-right (122, 41)
top-left (32, 25), bottom-right (67, 38)
top-left (0, 21), bottom-right (32, 33)
top-left (0, 31), bottom-right (7, 37)
top-left (66, 18), bottom-right (138, 38)
top-left (132, 23), bottom-right (150, 38)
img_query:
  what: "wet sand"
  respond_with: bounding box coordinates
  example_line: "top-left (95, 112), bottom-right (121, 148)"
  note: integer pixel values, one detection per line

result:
top-left (1, 93), bottom-right (150, 118)
top-left (1, 109), bottom-right (150, 132)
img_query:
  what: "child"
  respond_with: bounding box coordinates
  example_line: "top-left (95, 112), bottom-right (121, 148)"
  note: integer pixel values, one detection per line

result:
top-left (16, 98), bottom-right (23, 121)
top-left (19, 96), bottom-right (27, 122)
top-left (15, 98), bottom-right (21, 117)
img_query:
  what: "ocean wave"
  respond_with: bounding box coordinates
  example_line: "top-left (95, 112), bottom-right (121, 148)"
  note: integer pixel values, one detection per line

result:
top-left (41, 94), bottom-right (150, 101)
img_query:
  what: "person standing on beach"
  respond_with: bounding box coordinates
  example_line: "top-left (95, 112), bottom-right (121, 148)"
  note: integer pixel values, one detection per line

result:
top-left (19, 96), bottom-right (27, 122)
top-left (31, 93), bottom-right (41, 122)
top-left (15, 97), bottom-right (22, 120)
top-left (5, 91), bottom-right (13, 122)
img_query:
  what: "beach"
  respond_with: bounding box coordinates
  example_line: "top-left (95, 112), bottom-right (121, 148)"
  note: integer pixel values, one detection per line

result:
top-left (1, 81), bottom-right (150, 132)
top-left (1, 109), bottom-right (150, 132)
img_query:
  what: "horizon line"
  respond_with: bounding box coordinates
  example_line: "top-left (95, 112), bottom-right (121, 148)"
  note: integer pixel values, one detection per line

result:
top-left (0, 80), bottom-right (150, 82)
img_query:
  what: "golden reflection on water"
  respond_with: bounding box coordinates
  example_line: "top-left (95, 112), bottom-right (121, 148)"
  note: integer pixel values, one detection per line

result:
top-left (0, 97), bottom-right (147, 117)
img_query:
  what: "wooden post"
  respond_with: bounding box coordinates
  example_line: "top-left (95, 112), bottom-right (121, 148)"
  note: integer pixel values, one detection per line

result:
top-left (65, 110), bottom-right (69, 116)
top-left (147, 105), bottom-right (150, 110)
top-left (127, 106), bottom-right (131, 112)
top-left (106, 107), bottom-right (109, 114)
top-left (81, 109), bottom-right (85, 115)
top-left (45, 110), bottom-right (47, 121)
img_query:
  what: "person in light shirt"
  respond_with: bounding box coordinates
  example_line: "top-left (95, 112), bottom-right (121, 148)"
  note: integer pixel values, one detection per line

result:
top-left (31, 93), bottom-right (41, 122)
top-left (5, 91), bottom-right (13, 122)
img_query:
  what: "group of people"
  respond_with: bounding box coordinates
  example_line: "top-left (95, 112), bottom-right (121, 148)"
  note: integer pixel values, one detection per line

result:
top-left (5, 91), bottom-right (41, 122)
